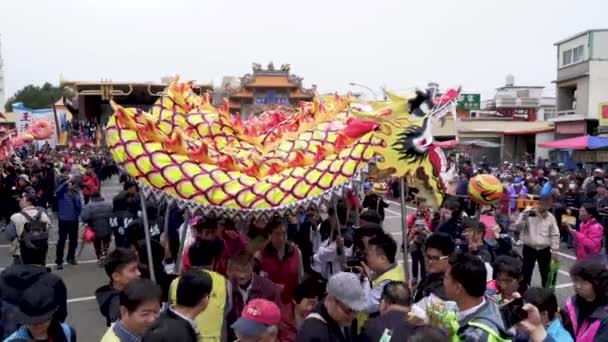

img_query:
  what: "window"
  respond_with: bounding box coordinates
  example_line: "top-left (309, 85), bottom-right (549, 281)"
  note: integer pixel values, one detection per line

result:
top-left (256, 96), bottom-right (266, 104)
top-left (563, 49), bottom-right (572, 66)
top-left (573, 45), bottom-right (584, 63)
top-left (562, 45), bottom-right (584, 67)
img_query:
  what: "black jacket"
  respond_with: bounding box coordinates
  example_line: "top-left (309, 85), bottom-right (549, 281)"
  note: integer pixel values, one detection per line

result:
top-left (0, 264), bottom-right (67, 339)
top-left (143, 309), bottom-right (198, 342)
top-left (296, 303), bottom-right (352, 342)
top-left (412, 272), bottom-right (448, 303)
top-left (95, 284), bottom-right (120, 327)
top-left (358, 310), bottom-right (415, 342)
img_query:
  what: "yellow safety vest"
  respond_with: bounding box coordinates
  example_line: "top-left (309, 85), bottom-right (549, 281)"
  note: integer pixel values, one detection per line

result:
top-left (170, 269), bottom-right (227, 342)
top-left (357, 263), bottom-right (406, 331)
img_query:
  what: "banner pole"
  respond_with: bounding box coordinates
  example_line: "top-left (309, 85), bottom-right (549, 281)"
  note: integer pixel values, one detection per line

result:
top-left (400, 177), bottom-right (410, 280)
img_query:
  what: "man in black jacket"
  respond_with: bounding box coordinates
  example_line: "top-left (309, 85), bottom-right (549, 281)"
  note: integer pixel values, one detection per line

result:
top-left (0, 248), bottom-right (68, 339)
top-left (143, 270), bottom-right (212, 342)
top-left (358, 281), bottom-right (415, 342)
top-left (296, 272), bottom-right (366, 342)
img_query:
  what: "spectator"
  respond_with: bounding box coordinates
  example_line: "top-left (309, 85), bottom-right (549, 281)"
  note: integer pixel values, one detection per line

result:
top-left (486, 254), bottom-right (524, 304)
top-left (232, 299), bottom-right (282, 342)
top-left (81, 191), bottom-right (114, 265)
top-left (5, 191), bottom-right (52, 265)
top-left (256, 217), bottom-right (304, 304)
top-left (358, 281), bottom-right (415, 342)
top-left (55, 175), bottom-right (82, 269)
top-left (406, 207), bottom-right (432, 286)
top-left (101, 279), bottom-right (162, 342)
top-left (460, 218), bottom-right (495, 264)
top-left (144, 270), bottom-right (212, 342)
top-left (562, 256), bottom-right (608, 340)
top-left (227, 252), bottom-right (282, 341)
top-left (514, 198), bottom-right (560, 287)
top-left (411, 233), bottom-right (457, 321)
top-left (3, 283), bottom-right (75, 342)
top-left (0, 244), bottom-right (68, 339)
top-left (437, 199), bottom-right (464, 242)
top-left (279, 277), bottom-right (324, 342)
top-left (566, 202), bottom-right (603, 260)
top-left (512, 287), bottom-right (573, 342)
top-left (296, 272), bottom-right (366, 342)
top-left (95, 248), bottom-right (141, 327)
top-left (362, 185), bottom-right (389, 222)
top-left (361, 233), bottom-right (405, 319)
top-left (444, 253), bottom-right (511, 341)
top-left (82, 167), bottom-right (100, 204)
top-left (508, 177), bottom-right (528, 211)
top-left (180, 216), bottom-right (229, 274)
top-left (311, 214), bottom-right (352, 280)
top-left (169, 239), bottom-right (231, 342)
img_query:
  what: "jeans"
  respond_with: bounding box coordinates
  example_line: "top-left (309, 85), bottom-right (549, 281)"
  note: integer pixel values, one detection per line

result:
top-left (55, 220), bottom-right (79, 264)
top-left (411, 249), bottom-right (426, 280)
top-left (522, 245), bottom-right (551, 287)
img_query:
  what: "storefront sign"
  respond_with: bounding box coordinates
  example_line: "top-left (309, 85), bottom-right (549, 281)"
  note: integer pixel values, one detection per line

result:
top-left (556, 121), bottom-right (586, 135)
top-left (600, 102), bottom-right (608, 127)
top-left (457, 94), bottom-right (481, 111)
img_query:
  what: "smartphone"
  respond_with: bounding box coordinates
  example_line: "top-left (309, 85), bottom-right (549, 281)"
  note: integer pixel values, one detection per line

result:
top-left (499, 297), bottom-right (528, 328)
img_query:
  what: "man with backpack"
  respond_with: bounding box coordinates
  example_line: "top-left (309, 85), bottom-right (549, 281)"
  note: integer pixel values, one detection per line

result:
top-left (6, 192), bottom-right (52, 265)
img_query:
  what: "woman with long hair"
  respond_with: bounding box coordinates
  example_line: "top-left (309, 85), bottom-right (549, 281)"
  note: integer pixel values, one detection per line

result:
top-left (562, 256), bottom-right (608, 341)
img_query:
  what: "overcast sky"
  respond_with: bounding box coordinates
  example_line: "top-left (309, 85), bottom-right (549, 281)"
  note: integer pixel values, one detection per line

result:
top-left (1, 0), bottom-right (607, 103)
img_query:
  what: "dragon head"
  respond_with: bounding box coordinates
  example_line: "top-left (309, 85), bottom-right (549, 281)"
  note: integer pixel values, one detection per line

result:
top-left (364, 88), bottom-right (459, 209)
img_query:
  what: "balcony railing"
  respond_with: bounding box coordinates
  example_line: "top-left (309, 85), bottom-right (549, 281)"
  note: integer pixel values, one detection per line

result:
top-left (556, 109), bottom-right (576, 116)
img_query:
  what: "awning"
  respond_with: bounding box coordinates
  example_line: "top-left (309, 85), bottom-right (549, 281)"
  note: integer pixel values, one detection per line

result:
top-left (457, 120), bottom-right (554, 135)
top-left (538, 135), bottom-right (608, 150)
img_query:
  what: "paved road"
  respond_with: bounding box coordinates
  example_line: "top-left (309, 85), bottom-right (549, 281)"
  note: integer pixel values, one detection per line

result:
top-left (0, 182), bottom-right (578, 342)
top-left (0, 177), bottom-right (123, 342)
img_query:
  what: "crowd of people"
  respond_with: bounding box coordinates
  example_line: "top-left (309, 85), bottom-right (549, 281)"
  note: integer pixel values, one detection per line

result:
top-left (1, 148), bottom-right (608, 341)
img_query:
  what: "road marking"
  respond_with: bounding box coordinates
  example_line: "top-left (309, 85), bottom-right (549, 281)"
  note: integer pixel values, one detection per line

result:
top-left (555, 282), bottom-right (573, 289)
top-left (558, 269), bottom-right (570, 276)
top-left (0, 259), bottom-right (99, 271)
top-left (385, 215), bottom-right (400, 219)
top-left (385, 208), bottom-right (402, 216)
top-left (0, 244), bottom-right (9, 248)
top-left (555, 251), bottom-right (577, 261)
top-left (67, 296), bottom-right (96, 304)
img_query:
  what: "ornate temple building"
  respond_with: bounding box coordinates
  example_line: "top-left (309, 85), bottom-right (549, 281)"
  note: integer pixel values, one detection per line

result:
top-left (228, 63), bottom-right (314, 117)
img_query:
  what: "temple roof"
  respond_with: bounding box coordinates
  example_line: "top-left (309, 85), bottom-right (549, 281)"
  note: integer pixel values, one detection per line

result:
top-left (243, 75), bottom-right (298, 88)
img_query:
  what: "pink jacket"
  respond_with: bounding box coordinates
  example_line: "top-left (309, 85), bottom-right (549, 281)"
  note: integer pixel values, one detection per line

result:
top-left (574, 218), bottom-right (604, 260)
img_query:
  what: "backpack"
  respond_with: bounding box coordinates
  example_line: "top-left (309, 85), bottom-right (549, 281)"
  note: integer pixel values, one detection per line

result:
top-left (19, 210), bottom-right (49, 250)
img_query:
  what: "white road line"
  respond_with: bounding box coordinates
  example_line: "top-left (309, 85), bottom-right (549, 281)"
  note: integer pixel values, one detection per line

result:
top-left (0, 259), bottom-right (99, 271)
top-left (385, 208), bottom-right (402, 216)
top-left (385, 215), bottom-right (401, 219)
top-left (67, 296), bottom-right (96, 304)
top-left (0, 244), bottom-right (9, 248)
top-left (555, 251), bottom-right (577, 261)
top-left (555, 282), bottom-right (573, 289)
top-left (558, 269), bottom-right (570, 276)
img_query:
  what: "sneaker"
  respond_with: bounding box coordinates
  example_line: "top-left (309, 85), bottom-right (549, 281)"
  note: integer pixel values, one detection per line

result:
top-left (56, 264), bottom-right (63, 270)
top-left (67, 259), bottom-right (78, 266)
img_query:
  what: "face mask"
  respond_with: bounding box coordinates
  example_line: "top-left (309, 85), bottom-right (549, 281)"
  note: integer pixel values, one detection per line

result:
top-left (569, 184), bottom-right (576, 190)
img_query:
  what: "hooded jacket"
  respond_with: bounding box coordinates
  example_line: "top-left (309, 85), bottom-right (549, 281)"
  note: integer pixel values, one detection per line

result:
top-left (457, 299), bottom-right (512, 342)
top-left (573, 217), bottom-right (603, 260)
top-left (81, 196), bottom-right (114, 238)
top-left (95, 284), bottom-right (121, 327)
top-left (0, 264), bottom-right (67, 338)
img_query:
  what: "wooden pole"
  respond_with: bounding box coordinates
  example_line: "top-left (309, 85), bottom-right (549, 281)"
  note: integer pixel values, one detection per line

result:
top-left (400, 177), bottom-right (410, 280)
top-left (139, 192), bottom-right (156, 282)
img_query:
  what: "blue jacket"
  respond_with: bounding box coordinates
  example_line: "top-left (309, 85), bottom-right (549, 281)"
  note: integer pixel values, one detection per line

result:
top-left (55, 181), bottom-right (82, 221)
top-left (4, 323), bottom-right (73, 341)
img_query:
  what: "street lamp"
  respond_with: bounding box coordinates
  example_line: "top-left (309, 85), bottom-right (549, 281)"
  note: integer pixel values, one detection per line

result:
top-left (349, 82), bottom-right (379, 100)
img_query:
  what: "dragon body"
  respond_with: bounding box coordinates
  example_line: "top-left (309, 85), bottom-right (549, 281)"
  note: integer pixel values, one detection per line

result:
top-left (106, 80), bottom-right (458, 216)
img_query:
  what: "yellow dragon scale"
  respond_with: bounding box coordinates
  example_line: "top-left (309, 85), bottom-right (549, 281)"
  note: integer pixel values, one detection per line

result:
top-left (106, 80), bottom-right (456, 215)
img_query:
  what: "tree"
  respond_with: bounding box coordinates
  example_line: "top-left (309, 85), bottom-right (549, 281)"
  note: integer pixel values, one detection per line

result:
top-left (4, 82), bottom-right (75, 112)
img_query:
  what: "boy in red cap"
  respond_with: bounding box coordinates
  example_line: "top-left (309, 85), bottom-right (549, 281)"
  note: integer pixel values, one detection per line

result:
top-left (232, 299), bottom-right (281, 342)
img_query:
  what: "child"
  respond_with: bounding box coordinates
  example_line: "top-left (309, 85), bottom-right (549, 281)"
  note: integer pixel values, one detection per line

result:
top-left (94, 248), bottom-right (141, 327)
top-left (513, 287), bottom-right (574, 342)
top-left (486, 254), bottom-right (524, 304)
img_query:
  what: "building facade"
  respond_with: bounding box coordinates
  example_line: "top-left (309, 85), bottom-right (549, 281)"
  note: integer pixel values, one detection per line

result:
top-left (463, 76), bottom-right (555, 164)
top-left (228, 63), bottom-right (314, 117)
top-left (553, 29), bottom-right (608, 137)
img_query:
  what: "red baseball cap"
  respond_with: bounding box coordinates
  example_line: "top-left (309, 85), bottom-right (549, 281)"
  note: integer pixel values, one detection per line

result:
top-left (232, 299), bottom-right (281, 337)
